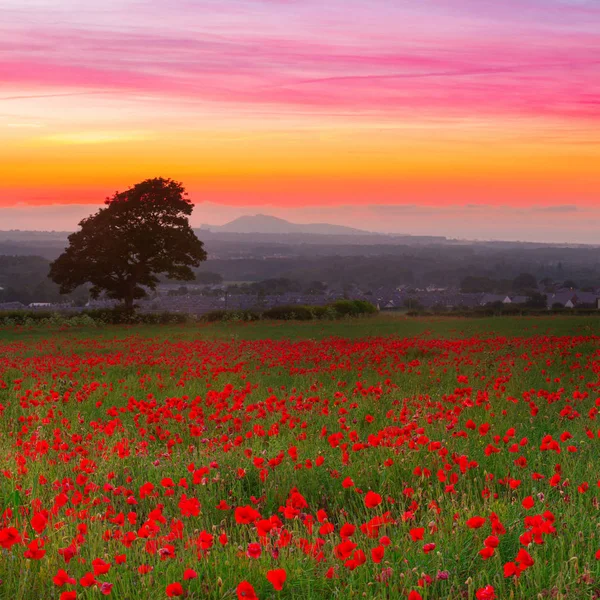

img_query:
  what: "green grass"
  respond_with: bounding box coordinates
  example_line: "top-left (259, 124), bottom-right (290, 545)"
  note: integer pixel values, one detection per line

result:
top-left (0, 315), bottom-right (599, 600)
top-left (1, 313), bottom-right (598, 344)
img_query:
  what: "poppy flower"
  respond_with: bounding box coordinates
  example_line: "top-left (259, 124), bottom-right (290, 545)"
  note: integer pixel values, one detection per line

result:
top-left (267, 569), bottom-right (287, 591)
top-left (99, 582), bottom-right (113, 596)
top-left (92, 559), bottom-right (111, 576)
top-left (236, 581), bottom-right (258, 600)
top-left (31, 511), bottom-right (48, 533)
top-left (475, 585), bottom-right (496, 600)
top-left (80, 573), bottom-right (96, 587)
top-left (53, 569), bottom-right (76, 587)
top-left (235, 506), bottom-right (260, 524)
top-left (246, 543), bottom-right (262, 559)
top-left (466, 517), bottom-right (486, 529)
top-left (166, 582), bottom-right (184, 597)
top-left (0, 527), bottom-right (20, 549)
top-left (335, 540), bottom-right (357, 560)
top-left (364, 491), bottom-right (382, 508)
top-left (371, 545), bottom-right (385, 563)
top-left (522, 496), bottom-right (535, 509)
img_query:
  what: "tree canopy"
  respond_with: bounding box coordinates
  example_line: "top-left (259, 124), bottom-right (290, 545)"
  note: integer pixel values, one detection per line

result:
top-left (49, 177), bottom-right (207, 310)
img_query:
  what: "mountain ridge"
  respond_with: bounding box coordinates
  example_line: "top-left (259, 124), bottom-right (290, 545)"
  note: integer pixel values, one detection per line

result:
top-left (200, 214), bottom-right (373, 236)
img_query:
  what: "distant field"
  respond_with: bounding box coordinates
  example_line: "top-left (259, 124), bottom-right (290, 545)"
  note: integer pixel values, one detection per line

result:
top-left (1, 315), bottom-right (599, 599)
top-left (0, 313), bottom-right (598, 343)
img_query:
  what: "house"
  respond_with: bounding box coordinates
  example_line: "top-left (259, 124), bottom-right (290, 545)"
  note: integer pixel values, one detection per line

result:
top-left (547, 291), bottom-right (599, 309)
top-left (548, 292), bottom-right (574, 308)
top-left (0, 301), bottom-right (26, 310)
top-left (480, 294), bottom-right (511, 306)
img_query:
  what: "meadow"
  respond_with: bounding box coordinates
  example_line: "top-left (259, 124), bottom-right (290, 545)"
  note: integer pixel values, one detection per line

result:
top-left (1, 315), bottom-right (600, 599)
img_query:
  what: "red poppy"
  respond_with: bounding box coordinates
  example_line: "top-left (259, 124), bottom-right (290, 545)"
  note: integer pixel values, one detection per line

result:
top-left (364, 491), bottom-right (382, 508)
top-left (246, 542), bottom-right (262, 559)
top-left (53, 569), bottom-right (76, 587)
top-left (475, 585), bottom-right (496, 600)
top-left (235, 506), bottom-right (260, 524)
top-left (236, 581), bottom-right (258, 600)
top-left (166, 582), bottom-right (184, 597)
top-left (31, 511), bottom-right (48, 533)
top-left (466, 517), bottom-right (486, 529)
top-left (0, 527), bottom-right (20, 549)
top-left (92, 558), bottom-right (111, 576)
top-left (266, 569), bottom-right (287, 591)
top-left (371, 545), bottom-right (385, 563)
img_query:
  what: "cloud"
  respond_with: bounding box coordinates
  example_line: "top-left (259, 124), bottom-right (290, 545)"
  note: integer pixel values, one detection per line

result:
top-left (532, 204), bottom-right (579, 213)
top-left (1, 2), bottom-right (599, 120)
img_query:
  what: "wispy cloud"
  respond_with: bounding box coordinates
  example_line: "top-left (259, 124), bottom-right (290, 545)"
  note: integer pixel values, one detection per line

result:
top-left (1, 3), bottom-right (599, 120)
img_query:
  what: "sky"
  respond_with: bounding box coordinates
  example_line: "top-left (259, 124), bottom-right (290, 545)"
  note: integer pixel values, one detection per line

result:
top-left (1, 0), bottom-right (599, 242)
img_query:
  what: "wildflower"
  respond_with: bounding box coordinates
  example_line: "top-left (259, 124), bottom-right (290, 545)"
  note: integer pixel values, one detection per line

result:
top-left (166, 582), bottom-right (184, 597)
top-left (365, 491), bottom-right (382, 508)
top-left (266, 569), bottom-right (287, 591)
top-left (237, 581), bottom-right (258, 600)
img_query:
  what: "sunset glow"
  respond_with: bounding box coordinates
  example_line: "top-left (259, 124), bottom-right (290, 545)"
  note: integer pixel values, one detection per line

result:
top-left (2, 0), bottom-right (599, 240)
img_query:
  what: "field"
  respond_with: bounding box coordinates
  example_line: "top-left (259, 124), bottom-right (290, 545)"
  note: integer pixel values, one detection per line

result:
top-left (1, 315), bottom-right (600, 600)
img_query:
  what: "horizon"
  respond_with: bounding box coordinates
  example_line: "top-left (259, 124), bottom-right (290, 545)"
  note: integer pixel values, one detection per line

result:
top-left (1, 210), bottom-right (599, 246)
top-left (2, 0), bottom-right (599, 242)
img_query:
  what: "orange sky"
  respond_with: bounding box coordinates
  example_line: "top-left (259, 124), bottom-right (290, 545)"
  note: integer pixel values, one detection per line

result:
top-left (1, 0), bottom-right (599, 241)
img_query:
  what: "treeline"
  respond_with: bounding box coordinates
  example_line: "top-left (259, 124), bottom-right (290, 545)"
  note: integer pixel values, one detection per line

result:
top-left (404, 306), bottom-right (600, 317)
top-left (195, 244), bottom-right (600, 290)
top-left (0, 256), bottom-right (88, 305)
top-left (0, 300), bottom-right (378, 326)
top-left (202, 299), bottom-right (377, 322)
top-left (2, 239), bottom-right (600, 306)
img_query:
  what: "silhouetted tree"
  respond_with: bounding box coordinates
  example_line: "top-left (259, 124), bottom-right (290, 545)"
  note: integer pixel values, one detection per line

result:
top-left (512, 273), bottom-right (537, 292)
top-left (49, 177), bottom-right (207, 311)
top-left (525, 292), bottom-right (548, 309)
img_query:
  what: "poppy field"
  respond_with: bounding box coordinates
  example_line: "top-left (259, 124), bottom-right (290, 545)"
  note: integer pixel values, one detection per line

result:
top-left (1, 317), bottom-right (600, 599)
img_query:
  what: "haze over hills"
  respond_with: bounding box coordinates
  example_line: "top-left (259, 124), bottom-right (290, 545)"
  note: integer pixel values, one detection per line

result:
top-left (0, 212), bottom-right (597, 252)
top-left (201, 214), bottom-right (372, 236)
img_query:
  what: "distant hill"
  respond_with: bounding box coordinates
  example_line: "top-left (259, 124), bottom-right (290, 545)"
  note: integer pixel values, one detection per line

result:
top-left (201, 214), bottom-right (372, 236)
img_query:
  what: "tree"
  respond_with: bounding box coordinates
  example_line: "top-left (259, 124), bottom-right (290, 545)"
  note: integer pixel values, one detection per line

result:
top-left (512, 273), bottom-right (537, 292)
top-left (460, 276), bottom-right (496, 293)
top-left (194, 271), bottom-right (223, 285)
top-left (49, 177), bottom-right (207, 311)
top-left (525, 292), bottom-right (548, 309)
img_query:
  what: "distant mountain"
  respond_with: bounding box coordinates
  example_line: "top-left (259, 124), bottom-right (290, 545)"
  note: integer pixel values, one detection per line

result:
top-left (201, 214), bottom-right (371, 236)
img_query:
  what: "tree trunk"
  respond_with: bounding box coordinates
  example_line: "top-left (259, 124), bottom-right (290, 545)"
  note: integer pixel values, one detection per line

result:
top-left (123, 281), bottom-right (136, 313)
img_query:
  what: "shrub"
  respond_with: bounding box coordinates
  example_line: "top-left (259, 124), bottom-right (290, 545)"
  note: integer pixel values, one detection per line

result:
top-left (351, 300), bottom-right (378, 315)
top-left (202, 310), bottom-right (229, 322)
top-left (330, 299), bottom-right (357, 316)
top-left (263, 305), bottom-right (314, 321)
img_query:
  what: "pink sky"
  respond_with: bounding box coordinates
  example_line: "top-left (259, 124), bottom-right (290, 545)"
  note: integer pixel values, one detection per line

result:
top-left (1, 0), bottom-right (599, 241)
